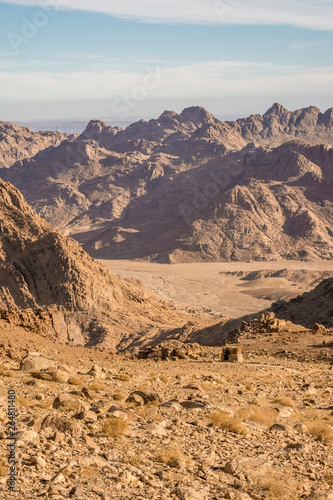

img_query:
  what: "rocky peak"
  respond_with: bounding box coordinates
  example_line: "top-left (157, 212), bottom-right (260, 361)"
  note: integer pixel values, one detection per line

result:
top-left (264, 103), bottom-right (289, 117)
top-left (179, 106), bottom-right (216, 126)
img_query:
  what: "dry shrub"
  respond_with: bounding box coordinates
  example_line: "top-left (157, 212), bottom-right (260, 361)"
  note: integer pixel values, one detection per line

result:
top-left (88, 381), bottom-right (106, 391)
top-left (113, 391), bottom-right (127, 401)
top-left (159, 375), bottom-right (170, 384)
top-left (208, 411), bottom-right (247, 434)
top-left (124, 451), bottom-right (146, 466)
top-left (102, 417), bottom-right (128, 438)
top-left (17, 396), bottom-right (37, 408)
top-left (303, 409), bottom-right (324, 420)
top-left (153, 446), bottom-right (190, 467)
top-left (201, 382), bottom-right (214, 391)
top-left (250, 466), bottom-right (299, 499)
top-left (273, 396), bottom-right (295, 407)
top-left (116, 374), bottom-right (131, 382)
top-left (304, 421), bottom-right (333, 443)
top-left (238, 406), bottom-right (278, 428)
top-left (68, 376), bottom-right (84, 386)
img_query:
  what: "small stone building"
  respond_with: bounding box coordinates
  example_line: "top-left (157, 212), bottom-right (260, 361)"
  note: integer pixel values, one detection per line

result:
top-left (221, 345), bottom-right (243, 363)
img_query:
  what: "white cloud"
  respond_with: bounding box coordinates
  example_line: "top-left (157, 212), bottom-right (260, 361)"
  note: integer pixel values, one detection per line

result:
top-left (0, 60), bottom-right (332, 103)
top-left (2, 0), bottom-right (333, 31)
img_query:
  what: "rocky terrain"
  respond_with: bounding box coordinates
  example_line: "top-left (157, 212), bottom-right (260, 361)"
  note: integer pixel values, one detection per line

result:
top-left (0, 179), bottom-right (191, 350)
top-left (0, 315), bottom-right (333, 500)
top-left (0, 122), bottom-right (68, 169)
top-left (272, 278), bottom-right (333, 328)
top-left (1, 104), bottom-right (333, 262)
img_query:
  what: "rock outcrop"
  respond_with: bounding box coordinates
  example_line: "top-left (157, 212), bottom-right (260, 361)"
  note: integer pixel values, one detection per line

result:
top-left (0, 179), bottom-right (185, 348)
top-left (272, 278), bottom-right (333, 328)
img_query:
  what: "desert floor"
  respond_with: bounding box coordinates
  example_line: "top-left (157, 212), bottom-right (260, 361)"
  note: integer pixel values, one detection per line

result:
top-left (100, 260), bottom-right (333, 318)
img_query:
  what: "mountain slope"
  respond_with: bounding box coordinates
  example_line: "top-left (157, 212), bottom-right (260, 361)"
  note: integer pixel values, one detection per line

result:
top-left (1, 104), bottom-right (333, 262)
top-left (0, 121), bottom-right (69, 169)
top-left (272, 278), bottom-right (333, 328)
top-left (0, 179), bottom-right (185, 348)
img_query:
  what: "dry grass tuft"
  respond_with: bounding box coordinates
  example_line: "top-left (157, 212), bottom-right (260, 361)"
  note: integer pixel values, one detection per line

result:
top-left (153, 446), bottom-right (190, 467)
top-left (201, 382), bottom-right (214, 391)
top-left (88, 381), bottom-right (106, 391)
top-left (102, 417), bottom-right (128, 438)
top-left (124, 451), bottom-right (146, 466)
top-left (68, 376), bottom-right (84, 386)
top-left (208, 411), bottom-right (247, 434)
top-left (113, 391), bottom-right (127, 401)
top-left (273, 396), bottom-right (295, 407)
top-left (159, 375), bottom-right (171, 384)
top-left (238, 406), bottom-right (278, 428)
top-left (250, 466), bottom-right (299, 499)
top-left (304, 421), bottom-right (333, 443)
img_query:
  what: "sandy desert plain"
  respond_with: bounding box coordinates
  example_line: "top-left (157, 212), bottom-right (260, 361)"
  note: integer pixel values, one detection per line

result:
top-left (101, 259), bottom-right (333, 318)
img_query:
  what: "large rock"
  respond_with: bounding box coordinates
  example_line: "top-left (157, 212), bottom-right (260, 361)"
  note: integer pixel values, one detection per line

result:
top-left (20, 352), bottom-right (56, 372)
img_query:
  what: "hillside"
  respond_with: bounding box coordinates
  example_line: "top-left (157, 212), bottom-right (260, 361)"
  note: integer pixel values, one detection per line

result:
top-left (0, 121), bottom-right (68, 168)
top-left (272, 278), bottom-right (333, 328)
top-left (0, 179), bottom-right (186, 348)
top-left (1, 104), bottom-right (333, 262)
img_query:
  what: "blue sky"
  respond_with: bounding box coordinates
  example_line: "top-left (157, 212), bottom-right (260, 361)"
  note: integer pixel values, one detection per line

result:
top-left (0, 0), bottom-right (333, 121)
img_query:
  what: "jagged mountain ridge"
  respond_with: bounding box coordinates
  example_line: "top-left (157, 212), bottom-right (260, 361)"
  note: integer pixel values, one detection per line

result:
top-left (0, 179), bottom-right (185, 347)
top-left (1, 104), bottom-right (333, 262)
top-left (0, 121), bottom-right (69, 169)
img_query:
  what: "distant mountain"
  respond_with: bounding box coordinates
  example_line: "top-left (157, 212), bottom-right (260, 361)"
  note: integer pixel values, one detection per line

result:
top-left (0, 121), bottom-right (68, 169)
top-left (1, 103), bottom-right (333, 262)
top-left (15, 119), bottom-right (136, 134)
top-left (0, 179), bottom-right (184, 348)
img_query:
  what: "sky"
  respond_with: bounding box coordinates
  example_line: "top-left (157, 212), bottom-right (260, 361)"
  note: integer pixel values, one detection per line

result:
top-left (0, 0), bottom-right (333, 122)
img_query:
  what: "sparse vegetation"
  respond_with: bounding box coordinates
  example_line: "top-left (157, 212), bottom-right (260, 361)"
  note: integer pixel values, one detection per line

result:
top-left (68, 376), bottom-right (84, 386)
top-left (207, 411), bottom-right (247, 434)
top-left (273, 396), bottom-right (295, 407)
top-left (153, 446), bottom-right (190, 467)
top-left (159, 374), bottom-right (170, 384)
top-left (102, 417), bottom-right (128, 438)
top-left (250, 466), bottom-right (299, 499)
top-left (113, 391), bottom-right (127, 401)
top-left (304, 421), bottom-right (333, 443)
top-left (88, 381), bottom-right (106, 391)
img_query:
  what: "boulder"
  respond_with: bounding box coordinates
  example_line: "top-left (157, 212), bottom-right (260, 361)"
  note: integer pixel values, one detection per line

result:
top-left (20, 352), bottom-right (56, 372)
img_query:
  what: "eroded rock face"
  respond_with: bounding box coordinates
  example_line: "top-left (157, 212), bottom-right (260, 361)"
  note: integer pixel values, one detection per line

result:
top-left (0, 179), bottom-right (184, 348)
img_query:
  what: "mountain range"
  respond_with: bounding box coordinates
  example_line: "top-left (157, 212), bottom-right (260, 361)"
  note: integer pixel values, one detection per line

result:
top-left (1, 103), bottom-right (333, 262)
